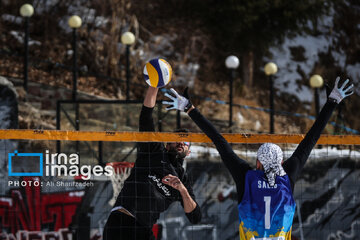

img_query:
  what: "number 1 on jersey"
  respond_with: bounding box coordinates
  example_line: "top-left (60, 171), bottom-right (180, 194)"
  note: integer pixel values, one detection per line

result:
top-left (264, 196), bottom-right (271, 229)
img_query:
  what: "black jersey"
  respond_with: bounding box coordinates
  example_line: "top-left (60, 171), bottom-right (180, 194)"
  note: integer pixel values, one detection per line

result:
top-left (114, 106), bottom-right (201, 228)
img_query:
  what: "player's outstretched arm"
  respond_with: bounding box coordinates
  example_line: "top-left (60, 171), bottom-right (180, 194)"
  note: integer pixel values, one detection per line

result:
top-left (138, 86), bottom-right (162, 155)
top-left (283, 77), bottom-right (354, 184)
top-left (163, 88), bottom-right (251, 185)
top-left (140, 86), bottom-right (159, 132)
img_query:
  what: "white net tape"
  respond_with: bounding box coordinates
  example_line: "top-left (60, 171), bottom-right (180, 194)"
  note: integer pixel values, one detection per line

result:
top-left (108, 165), bottom-right (132, 206)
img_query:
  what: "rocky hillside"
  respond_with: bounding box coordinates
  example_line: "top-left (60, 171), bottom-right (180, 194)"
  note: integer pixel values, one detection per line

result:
top-left (0, 0), bottom-right (359, 133)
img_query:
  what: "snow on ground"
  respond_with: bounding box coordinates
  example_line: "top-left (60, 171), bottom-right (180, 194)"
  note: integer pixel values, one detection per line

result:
top-left (267, 34), bottom-right (328, 103)
top-left (32, 0), bottom-right (61, 14)
top-left (2, 14), bottom-right (22, 24)
top-left (188, 144), bottom-right (360, 162)
top-left (264, 6), bottom-right (360, 105)
top-left (9, 31), bottom-right (41, 46)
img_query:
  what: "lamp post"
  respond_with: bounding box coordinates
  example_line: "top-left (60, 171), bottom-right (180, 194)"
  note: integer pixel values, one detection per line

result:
top-left (264, 62), bottom-right (278, 134)
top-left (176, 109), bottom-right (181, 129)
top-left (121, 32), bottom-right (136, 100)
top-left (68, 15), bottom-right (82, 155)
top-left (68, 15), bottom-right (82, 101)
top-left (20, 4), bottom-right (34, 92)
top-left (225, 56), bottom-right (240, 130)
top-left (309, 74), bottom-right (324, 117)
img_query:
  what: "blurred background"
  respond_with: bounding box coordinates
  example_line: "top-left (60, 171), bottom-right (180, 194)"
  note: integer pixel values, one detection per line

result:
top-left (1, 0), bottom-right (359, 134)
top-left (0, 0), bottom-right (360, 239)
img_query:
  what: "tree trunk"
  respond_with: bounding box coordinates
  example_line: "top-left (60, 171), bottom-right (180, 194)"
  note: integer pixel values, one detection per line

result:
top-left (242, 51), bottom-right (254, 87)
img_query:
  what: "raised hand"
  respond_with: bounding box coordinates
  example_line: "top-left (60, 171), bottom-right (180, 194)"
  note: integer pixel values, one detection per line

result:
top-left (329, 77), bottom-right (354, 103)
top-left (163, 88), bottom-right (192, 112)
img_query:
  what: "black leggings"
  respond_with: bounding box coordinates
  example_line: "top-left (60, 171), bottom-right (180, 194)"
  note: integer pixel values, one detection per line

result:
top-left (103, 211), bottom-right (155, 240)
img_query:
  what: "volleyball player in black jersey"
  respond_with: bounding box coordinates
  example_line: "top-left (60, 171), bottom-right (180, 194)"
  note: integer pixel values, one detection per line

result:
top-left (163, 77), bottom-right (354, 239)
top-left (103, 86), bottom-right (201, 240)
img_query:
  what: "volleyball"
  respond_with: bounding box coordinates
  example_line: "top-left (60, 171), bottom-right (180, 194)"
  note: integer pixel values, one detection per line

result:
top-left (143, 58), bottom-right (172, 88)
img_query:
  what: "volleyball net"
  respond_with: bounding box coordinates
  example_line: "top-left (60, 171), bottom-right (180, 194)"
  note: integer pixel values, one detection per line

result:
top-left (1, 130), bottom-right (360, 240)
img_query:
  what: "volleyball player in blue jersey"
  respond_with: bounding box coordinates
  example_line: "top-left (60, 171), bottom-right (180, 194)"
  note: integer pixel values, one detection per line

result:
top-left (163, 77), bottom-right (354, 239)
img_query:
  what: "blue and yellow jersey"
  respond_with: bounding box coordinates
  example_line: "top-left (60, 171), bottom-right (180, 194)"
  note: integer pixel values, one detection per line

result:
top-left (238, 170), bottom-right (296, 240)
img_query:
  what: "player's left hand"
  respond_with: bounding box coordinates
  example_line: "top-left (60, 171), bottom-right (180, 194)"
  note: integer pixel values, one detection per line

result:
top-left (329, 76), bottom-right (354, 103)
top-left (162, 174), bottom-right (186, 192)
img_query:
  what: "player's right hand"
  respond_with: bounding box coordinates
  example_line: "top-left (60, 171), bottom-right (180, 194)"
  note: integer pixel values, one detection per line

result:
top-left (162, 88), bottom-right (193, 112)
